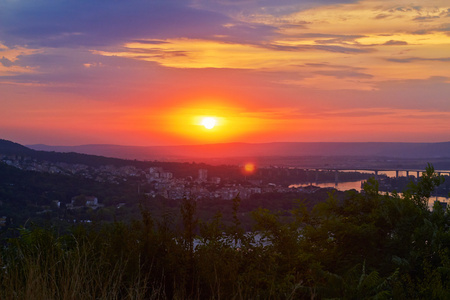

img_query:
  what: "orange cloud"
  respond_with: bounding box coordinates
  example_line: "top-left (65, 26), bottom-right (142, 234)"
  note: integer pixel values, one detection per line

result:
top-left (0, 43), bottom-right (39, 76)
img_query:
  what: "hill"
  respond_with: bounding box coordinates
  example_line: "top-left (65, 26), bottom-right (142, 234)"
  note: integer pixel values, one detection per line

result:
top-left (0, 139), bottom-right (33, 155)
top-left (29, 141), bottom-right (450, 161)
top-left (3, 138), bottom-right (450, 169)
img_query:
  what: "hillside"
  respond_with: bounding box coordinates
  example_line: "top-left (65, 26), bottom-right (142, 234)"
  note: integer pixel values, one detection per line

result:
top-left (1, 139), bottom-right (148, 168)
top-left (0, 139), bottom-right (33, 155)
top-left (29, 141), bottom-right (450, 161)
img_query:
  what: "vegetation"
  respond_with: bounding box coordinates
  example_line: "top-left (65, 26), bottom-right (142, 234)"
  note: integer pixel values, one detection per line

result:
top-left (0, 162), bottom-right (145, 226)
top-left (0, 165), bottom-right (449, 299)
top-left (0, 160), bottom-right (341, 229)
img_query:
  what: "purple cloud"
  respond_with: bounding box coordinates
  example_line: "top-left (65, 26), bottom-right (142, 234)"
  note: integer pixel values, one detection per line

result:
top-left (0, 0), bottom-right (275, 48)
top-left (298, 33), bottom-right (365, 39)
top-left (262, 43), bottom-right (372, 54)
top-left (386, 57), bottom-right (450, 63)
top-left (438, 23), bottom-right (450, 32)
top-left (303, 63), bottom-right (373, 79)
top-left (314, 70), bottom-right (373, 79)
top-left (413, 15), bottom-right (440, 22)
top-left (193, 0), bottom-right (360, 16)
top-left (0, 56), bottom-right (14, 67)
top-left (383, 40), bottom-right (408, 45)
top-left (374, 14), bottom-right (390, 20)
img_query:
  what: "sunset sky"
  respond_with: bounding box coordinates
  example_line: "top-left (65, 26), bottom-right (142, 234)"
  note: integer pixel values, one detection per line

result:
top-left (1, 0), bottom-right (450, 146)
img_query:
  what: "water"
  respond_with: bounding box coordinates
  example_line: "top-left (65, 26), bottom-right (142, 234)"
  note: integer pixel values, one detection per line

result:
top-left (340, 169), bottom-right (419, 178)
top-left (290, 180), bottom-right (363, 191)
top-left (289, 171), bottom-right (450, 208)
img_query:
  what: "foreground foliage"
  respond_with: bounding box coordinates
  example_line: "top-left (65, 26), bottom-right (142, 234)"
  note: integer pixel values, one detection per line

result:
top-left (1, 165), bottom-right (449, 299)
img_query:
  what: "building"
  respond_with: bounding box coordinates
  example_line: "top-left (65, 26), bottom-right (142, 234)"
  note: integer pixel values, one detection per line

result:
top-left (0, 216), bottom-right (7, 227)
top-left (210, 177), bottom-right (221, 184)
top-left (160, 171), bottom-right (173, 180)
top-left (85, 196), bottom-right (99, 206)
top-left (198, 169), bottom-right (208, 182)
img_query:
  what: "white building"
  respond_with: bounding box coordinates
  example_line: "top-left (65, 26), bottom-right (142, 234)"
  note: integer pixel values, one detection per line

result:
top-left (198, 169), bottom-right (208, 182)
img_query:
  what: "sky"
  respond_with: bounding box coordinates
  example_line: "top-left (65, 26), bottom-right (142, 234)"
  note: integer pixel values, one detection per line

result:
top-left (1, 0), bottom-right (450, 146)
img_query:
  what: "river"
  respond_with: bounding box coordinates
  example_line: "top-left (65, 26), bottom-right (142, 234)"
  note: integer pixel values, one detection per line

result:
top-left (289, 170), bottom-right (450, 208)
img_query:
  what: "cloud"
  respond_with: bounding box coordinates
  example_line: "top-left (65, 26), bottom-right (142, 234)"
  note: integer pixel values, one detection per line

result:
top-left (303, 63), bottom-right (373, 79)
top-left (278, 22), bottom-right (311, 30)
top-left (374, 14), bottom-right (390, 20)
top-left (0, 57), bottom-right (14, 67)
top-left (386, 57), bottom-right (450, 63)
top-left (261, 43), bottom-right (372, 53)
top-left (413, 15), bottom-right (440, 22)
top-left (303, 108), bottom-right (395, 118)
top-left (314, 70), bottom-right (373, 79)
top-left (389, 6), bottom-right (421, 13)
top-left (0, 43), bottom-right (40, 76)
top-left (383, 40), bottom-right (408, 45)
top-left (297, 33), bottom-right (365, 40)
top-left (412, 29), bottom-right (433, 35)
top-left (2, 0), bottom-right (450, 105)
top-left (410, 22), bottom-right (450, 35)
top-left (312, 45), bottom-right (373, 53)
top-left (192, 0), bottom-right (360, 16)
top-left (129, 39), bottom-right (171, 45)
top-left (437, 23), bottom-right (450, 32)
top-left (0, 0), bottom-right (274, 48)
top-left (443, 8), bottom-right (450, 17)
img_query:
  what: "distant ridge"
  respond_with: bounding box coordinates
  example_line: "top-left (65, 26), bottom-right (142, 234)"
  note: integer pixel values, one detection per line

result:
top-left (0, 139), bottom-right (137, 167)
top-left (28, 141), bottom-right (450, 161)
top-left (0, 139), bottom-right (33, 155)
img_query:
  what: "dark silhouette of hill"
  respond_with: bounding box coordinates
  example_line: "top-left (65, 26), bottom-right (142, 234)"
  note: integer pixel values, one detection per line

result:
top-left (0, 139), bottom-right (33, 155)
top-left (3, 138), bottom-right (450, 169)
top-left (0, 139), bottom-right (209, 171)
top-left (28, 141), bottom-right (450, 161)
top-left (0, 139), bottom-right (138, 167)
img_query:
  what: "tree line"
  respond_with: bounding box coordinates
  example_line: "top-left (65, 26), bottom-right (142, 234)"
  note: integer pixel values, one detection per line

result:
top-left (0, 165), bottom-right (449, 299)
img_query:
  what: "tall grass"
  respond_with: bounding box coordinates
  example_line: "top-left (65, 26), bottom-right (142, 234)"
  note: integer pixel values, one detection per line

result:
top-left (0, 226), bottom-right (155, 299)
top-left (0, 220), bottom-right (303, 299)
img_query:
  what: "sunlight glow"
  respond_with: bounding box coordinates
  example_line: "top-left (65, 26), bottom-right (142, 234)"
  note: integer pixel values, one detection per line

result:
top-left (159, 100), bottom-right (275, 145)
top-left (201, 117), bottom-right (216, 129)
top-left (244, 163), bottom-right (256, 173)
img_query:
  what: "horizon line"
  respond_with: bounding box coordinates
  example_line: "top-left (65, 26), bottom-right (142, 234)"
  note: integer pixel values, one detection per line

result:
top-left (25, 140), bottom-right (450, 148)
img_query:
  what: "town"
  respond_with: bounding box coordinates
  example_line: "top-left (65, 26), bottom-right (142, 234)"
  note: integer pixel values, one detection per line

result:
top-left (2, 140), bottom-right (448, 228)
top-left (0, 153), bottom-right (325, 205)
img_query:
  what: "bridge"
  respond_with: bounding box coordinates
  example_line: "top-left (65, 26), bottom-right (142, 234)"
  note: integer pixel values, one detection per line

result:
top-left (258, 167), bottom-right (450, 184)
top-left (302, 168), bottom-right (450, 183)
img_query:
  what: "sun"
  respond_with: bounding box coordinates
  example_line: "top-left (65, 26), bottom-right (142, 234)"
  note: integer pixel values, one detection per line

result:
top-left (201, 117), bottom-right (216, 129)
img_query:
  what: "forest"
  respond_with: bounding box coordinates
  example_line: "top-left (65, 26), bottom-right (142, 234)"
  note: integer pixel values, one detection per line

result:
top-left (0, 164), bottom-right (449, 299)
